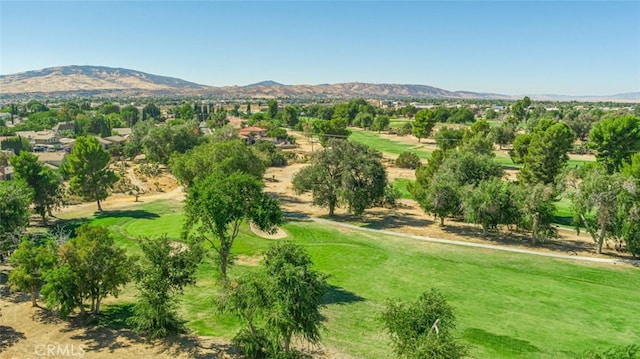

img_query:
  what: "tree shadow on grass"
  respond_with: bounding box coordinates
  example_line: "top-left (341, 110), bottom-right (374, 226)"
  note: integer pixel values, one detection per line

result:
top-left (268, 192), bottom-right (307, 205)
top-left (464, 328), bottom-right (540, 355)
top-left (322, 285), bottom-right (365, 306)
top-left (0, 325), bottom-right (26, 351)
top-left (362, 212), bottom-right (434, 230)
top-left (315, 210), bottom-right (434, 231)
top-left (94, 209), bottom-right (160, 220)
top-left (283, 211), bottom-right (312, 222)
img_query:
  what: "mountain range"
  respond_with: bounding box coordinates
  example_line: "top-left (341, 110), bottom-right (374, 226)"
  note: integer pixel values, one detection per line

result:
top-left (1, 65), bottom-right (638, 102)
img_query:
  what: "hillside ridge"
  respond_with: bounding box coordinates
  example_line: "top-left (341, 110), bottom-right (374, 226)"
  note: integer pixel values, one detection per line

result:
top-left (1, 65), bottom-right (638, 102)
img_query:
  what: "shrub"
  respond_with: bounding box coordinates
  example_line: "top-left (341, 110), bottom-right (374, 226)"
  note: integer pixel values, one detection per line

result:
top-left (395, 152), bottom-right (421, 169)
top-left (381, 288), bottom-right (468, 359)
top-left (396, 122), bottom-right (413, 136)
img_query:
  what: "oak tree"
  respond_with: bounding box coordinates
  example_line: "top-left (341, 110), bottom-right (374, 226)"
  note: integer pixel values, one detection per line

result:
top-left (292, 139), bottom-right (387, 216)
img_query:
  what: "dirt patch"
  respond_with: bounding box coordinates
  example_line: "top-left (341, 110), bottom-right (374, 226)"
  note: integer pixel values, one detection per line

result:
top-left (0, 302), bottom-right (239, 359)
top-left (249, 222), bottom-right (288, 239)
top-left (235, 254), bottom-right (263, 267)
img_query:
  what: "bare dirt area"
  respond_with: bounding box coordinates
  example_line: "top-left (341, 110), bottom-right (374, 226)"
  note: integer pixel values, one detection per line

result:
top-left (55, 162), bottom-right (184, 220)
top-left (0, 273), bottom-right (239, 359)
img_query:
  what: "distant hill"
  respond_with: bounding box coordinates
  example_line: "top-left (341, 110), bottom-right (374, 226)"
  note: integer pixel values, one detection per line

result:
top-left (0, 65), bottom-right (207, 98)
top-left (1, 65), bottom-right (637, 102)
top-left (245, 80), bottom-right (286, 87)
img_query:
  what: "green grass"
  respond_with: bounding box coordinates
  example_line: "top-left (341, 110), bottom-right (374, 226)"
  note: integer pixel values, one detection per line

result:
top-left (393, 178), bottom-right (413, 199)
top-left (348, 129), bottom-right (432, 159)
top-left (554, 195), bottom-right (575, 226)
top-left (389, 117), bottom-right (411, 128)
top-left (83, 200), bottom-right (640, 358)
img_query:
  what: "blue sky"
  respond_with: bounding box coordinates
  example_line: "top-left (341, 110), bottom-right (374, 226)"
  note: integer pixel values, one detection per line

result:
top-left (1, 1), bottom-right (639, 96)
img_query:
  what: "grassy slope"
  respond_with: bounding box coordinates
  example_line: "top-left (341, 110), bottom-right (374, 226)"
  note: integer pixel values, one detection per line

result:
top-left (85, 200), bottom-right (640, 358)
top-left (348, 129), bottom-right (432, 160)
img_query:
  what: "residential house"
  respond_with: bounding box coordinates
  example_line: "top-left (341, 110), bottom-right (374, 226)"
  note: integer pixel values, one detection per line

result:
top-left (238, 126), bottom-right (266, 137)
top-left (95, 137), bottom-right (113, 150)
top-left (102, 135), bottom-right (127, 146)
top-left (14, 131), bottom-right (60, 145)
top-left (35, 152), bottom-right (66, 168)
top-left (113, 128), bottom-right (132, 137)
top-left (238, 126), bottom-right (267, 145)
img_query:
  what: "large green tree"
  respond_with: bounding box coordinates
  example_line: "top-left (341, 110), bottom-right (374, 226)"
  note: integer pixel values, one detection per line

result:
top-left (435, 127), bottom-right (465, 151)
top-left (516, 183), bottom-right (558, 245)
top-left (518, 119), bottom-right (576, 185)
top-left (571, 166), bottom-right (636, 254)
top-left (490, 122), bottom-right (516, 149)
top-left (0, 136), bottom-right (31, 155)
top-left (8, 238), bottom-right (57, 306)
top-left (314, 117), bottom-right (351, 146)
top-left (282, 106), bottom-right (299, 128)
top-left (123, 119), bottom-right (155, 158)
top-left (219, 243), bottom-right (328, 357)
top-left (267, 99), bottom-right (278, 119)
top-left (64, 136), bottom-right (118, 211)
top-left (171, 139), bottom-right (266, 188)
top-left (448, 107), bottom-right (475, 124)
top-left (11, 152), bottom-right (64, 224)
top-left (130, 235), bottom-right (203, 339)
top-left (264, 242), bottom-right (328, 355)
top-left (120, 105), bottom-right (140, 127)
top-left (142, 103), bottom-right (161, 121)
top-left (0, 180), bottom-right (33, 260)
top-left (588, 115), bottom-right (640, 173)
top-left (412, 109), bottom-right (436, 142)
top-left (463, 178), bottom-right (519, 237)
top-left (142, 122), bottom-right (201, 164)
top-left (439, 151), bottom-right (503, 187)
top-left (371, 114), bottom-right (390, 133)
top-left (183, 172), bottom-right (282, 281)
top-left (415, 171), bottom-right (461, 226)
top-left (381, 288), bottom-right (468, 359)
top-left (42, 225), bottom-right (132, 317)
top-left (292, 139), bottom-right (387, 216)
